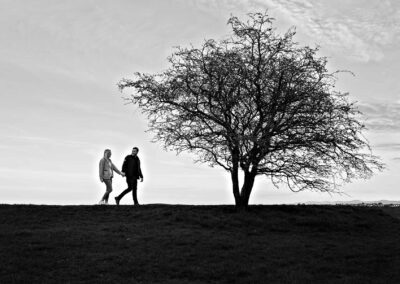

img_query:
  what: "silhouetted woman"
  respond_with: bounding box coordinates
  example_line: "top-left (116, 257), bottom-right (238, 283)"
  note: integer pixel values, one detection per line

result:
top-left (99, 149), bottom-right (124, 205)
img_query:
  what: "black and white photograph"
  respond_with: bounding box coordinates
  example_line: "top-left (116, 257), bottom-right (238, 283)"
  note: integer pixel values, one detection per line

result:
top-left (1, 0), bottom-right (399, 282)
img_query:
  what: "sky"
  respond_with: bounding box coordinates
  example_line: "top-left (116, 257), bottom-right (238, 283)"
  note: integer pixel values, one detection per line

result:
top-left (1, 0), bottom-right (399, 205)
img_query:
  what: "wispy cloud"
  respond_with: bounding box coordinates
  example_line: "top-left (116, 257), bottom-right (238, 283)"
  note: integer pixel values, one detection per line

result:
top-left (0, 168), bottom-right (88, 180)
top-left (191, 0), bottom-right (400, 63)
top-left (359, 101), bottom-right (400, 131)
top-left (269, 0), bottom-right (400, 62)
top-left (374, 143), bottom-right (400, 150)
top-left (3, 135), bottom-right (93, 149)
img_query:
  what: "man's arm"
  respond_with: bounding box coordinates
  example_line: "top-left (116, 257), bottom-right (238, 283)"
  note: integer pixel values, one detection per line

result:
top-left (138, 158), bottom-right (143, 181)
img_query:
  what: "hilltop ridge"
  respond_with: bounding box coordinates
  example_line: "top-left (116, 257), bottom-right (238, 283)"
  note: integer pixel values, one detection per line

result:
top-left (1, 204), bottom-right (400, 283)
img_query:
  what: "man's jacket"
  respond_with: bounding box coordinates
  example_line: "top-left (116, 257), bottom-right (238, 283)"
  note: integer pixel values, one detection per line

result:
top-left (122, 155), bottom-right (143, 179)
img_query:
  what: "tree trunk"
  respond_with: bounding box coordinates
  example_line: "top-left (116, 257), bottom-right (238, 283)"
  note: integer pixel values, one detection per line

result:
top-left (230, 148), bottom-right (257, 209)
top-left (231, 169), bottom-right (241, 207)
top-left (231, 147), bottom-right (242, 208)
top-left (239, 171), bottom-right (256, 208)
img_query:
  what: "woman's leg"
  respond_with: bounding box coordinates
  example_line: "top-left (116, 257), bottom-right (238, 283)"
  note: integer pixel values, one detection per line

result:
top-left (102, 179), bottom-right (113, 204)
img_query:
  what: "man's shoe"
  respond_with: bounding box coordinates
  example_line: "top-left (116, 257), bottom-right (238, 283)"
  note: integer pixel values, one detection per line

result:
top-left (115, 197), bottom-right (120, 205)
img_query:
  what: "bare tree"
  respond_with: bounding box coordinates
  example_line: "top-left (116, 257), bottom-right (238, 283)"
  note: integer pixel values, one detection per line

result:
top-left (119, 12), bottom-right (383, 208)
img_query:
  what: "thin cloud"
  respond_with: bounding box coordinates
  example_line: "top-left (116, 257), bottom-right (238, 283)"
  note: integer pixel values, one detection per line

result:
top-left (0, 168), bottom-right (88, 180)
top-left (358, 102), bottom-right (400, 131)
top-left (192, 0), bottom-right (400, 63)
top-left (3, 135), bottom-right (93, 148)
top-left (373, 143), bottom-right (400, 150)
top-left (269, 0), bottom-right (400, 62)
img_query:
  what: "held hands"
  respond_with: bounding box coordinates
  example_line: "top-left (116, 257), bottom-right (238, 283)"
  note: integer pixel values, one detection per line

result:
top-left (116, 172), bottom-right (140, 180)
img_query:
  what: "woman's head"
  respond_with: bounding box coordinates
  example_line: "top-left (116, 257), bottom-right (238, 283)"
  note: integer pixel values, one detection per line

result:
top-left (104, 149), bottom-right (111, 158)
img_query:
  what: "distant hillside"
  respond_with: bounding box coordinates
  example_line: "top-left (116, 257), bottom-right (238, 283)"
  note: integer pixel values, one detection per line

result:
top-left (1, 204), bottom-right (400, 283)
top-left (304, 200), bottom-right (400, 206)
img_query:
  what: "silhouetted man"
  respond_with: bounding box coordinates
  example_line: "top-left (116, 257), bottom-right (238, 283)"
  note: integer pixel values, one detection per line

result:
top-left (115, 147), bottom-right (143, 205)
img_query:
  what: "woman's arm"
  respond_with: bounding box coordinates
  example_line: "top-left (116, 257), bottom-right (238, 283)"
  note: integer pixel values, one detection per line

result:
top-left (112, 162), bottom-right (124, 176)
top-left (99, 159), bottom-right (105, 182)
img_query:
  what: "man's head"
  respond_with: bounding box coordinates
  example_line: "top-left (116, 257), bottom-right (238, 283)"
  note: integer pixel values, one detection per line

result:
top-left (131, 147), bottom-right (139, 156)
top-left (104, 149), bottom-right (111, 158)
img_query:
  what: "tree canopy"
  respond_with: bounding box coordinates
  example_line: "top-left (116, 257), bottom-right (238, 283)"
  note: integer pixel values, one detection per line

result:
top-left (119, 12), bottom-right (383, 208)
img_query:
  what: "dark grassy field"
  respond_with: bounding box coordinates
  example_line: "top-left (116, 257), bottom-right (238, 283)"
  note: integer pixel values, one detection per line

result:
top-left (1, 204), bottom-right (400, 283)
